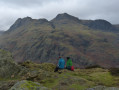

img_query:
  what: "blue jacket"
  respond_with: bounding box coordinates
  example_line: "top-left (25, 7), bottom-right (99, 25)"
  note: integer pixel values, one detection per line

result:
top-left (58, 58), bottom-right (65, 69)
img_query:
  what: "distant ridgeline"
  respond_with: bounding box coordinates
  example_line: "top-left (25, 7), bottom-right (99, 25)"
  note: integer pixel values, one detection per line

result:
top-left (0, 13), bottom-right (119, 68)
top-left (0, 31), bottom-right (4, 35)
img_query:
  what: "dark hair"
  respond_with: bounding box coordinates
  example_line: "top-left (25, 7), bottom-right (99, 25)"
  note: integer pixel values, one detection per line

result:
top-left (67, 57), bottom-right (70, 59)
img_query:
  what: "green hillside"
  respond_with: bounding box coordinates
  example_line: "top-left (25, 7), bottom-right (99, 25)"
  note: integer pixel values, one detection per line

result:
top-left (0, 13), bottom-right (119, 68)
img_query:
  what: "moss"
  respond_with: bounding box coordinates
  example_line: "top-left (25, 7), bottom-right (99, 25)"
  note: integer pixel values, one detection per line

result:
top-left (20, 81), bottom-right (40, 90)
top-left (10, 80), bottom-right (50, 90)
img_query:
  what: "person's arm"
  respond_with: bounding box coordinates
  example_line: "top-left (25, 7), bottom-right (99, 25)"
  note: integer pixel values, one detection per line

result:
top-left (69, 60), bottom-right (72, 66)
top-left (58, 59), bottom-right (61, 67)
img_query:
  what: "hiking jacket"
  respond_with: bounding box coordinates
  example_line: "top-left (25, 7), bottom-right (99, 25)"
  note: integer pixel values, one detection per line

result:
top-left (66, 59), bottom-right (72, 67)
top-left (58, 58), bottom-right (65, 69)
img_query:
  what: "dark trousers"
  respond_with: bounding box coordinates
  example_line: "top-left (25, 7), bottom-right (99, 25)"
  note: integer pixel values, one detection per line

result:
top-left (54, 66), bottom-right (63, 72)
top-left (54, 66), bottom-right (59, 72)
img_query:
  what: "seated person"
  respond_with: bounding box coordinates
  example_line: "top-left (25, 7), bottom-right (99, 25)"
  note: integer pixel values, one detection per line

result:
top-left (54, 56), bottom-right (65, 72)
top-left (66, 57), bottom-right (72, 70)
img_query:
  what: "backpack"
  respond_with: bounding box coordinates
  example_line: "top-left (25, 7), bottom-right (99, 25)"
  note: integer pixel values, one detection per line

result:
top-left (71, 66), bottom-right (74, 71)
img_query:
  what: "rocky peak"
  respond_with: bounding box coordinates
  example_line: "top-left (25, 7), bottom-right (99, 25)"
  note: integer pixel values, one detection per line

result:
top-left (51, 13), bottom-right (80, 23)
top-left (8, 17), bottom-right (33, 32)
top-left (16, 16), bottom-right (32, 24)
top-left (38, 18), bottom-right (49, 24)
top-left (92, 19), bottom-right (115, 31)
top-left (94, 19), bottom-right (112, 26)
top-left (23, 16), bottom-right (32, 20)
top-left (55, 13), bottom-right (71, 19)
top-left (82, 19), bottom-right (116, 31)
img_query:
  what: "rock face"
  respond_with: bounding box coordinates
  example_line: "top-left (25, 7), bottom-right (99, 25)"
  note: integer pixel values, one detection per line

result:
top-left (0, 81), bottom-right (17, 90)
top-left (9, 80), bottom-right (51, 90)
top-left (0, 49), bottom-right (27, 78)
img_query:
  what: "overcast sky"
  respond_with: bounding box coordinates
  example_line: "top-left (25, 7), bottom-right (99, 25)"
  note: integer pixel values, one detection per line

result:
top-left (0, 0), bottom-right (119, 31)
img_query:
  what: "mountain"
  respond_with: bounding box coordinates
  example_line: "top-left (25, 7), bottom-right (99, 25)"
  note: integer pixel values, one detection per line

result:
top-left (0, 13), bottom-right (119, 68)
top-left (0, 31), bottom-right (4, 35)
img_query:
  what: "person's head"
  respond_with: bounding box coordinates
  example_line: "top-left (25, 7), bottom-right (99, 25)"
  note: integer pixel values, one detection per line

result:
top-left (59, 56), bottom-right (61, 59)
top-left (67, 57), bottom-right (70, 60)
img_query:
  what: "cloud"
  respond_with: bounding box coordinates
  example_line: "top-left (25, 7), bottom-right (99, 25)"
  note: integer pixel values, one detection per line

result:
top-left (0, 0), bottom-right (119, 30)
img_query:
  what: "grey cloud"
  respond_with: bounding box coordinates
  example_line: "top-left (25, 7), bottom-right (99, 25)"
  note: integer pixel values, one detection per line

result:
top-left (0, 0), bottom-right (119, 31)
top-left (0, 0), bottom-right (59, 7)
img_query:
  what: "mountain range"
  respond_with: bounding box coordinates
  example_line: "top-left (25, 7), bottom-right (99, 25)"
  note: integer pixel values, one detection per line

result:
top-left (0, 13), bottom-right (119, 68)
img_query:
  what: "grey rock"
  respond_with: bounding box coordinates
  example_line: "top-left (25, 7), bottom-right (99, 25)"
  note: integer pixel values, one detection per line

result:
top-left (86, 86), bottom-right (119, 90)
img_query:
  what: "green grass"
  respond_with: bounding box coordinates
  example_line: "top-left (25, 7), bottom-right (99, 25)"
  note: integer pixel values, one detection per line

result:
top-left (40, 78), bottom-right (59, 88)
top-left (90, 72), bottom-right (114, 86)
top-left (38, 67), bottom-right (117, 89)
top-left (70, 84), bottom-right (87, 90)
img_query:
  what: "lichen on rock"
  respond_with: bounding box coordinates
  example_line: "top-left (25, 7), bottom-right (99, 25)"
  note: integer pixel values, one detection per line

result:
top-left (9, 80), bottom-right (51, 90)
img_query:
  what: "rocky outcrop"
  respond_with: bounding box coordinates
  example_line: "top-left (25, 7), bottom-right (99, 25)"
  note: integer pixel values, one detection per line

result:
top-left (0, 49), bottom-right (28, 78)
top-left (9, 80), bottom-right (51, 90)
top-left (0, 81), bottom-right (17, 90)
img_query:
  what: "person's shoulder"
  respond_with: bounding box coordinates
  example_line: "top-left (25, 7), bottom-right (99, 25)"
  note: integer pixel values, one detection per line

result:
top-left (61, 58), bottom-right (65, 61)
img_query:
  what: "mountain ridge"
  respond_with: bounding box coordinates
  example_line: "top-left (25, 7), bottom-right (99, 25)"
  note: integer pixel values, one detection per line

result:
top-left (0, 13), bottom-right (119, 68)
top-left (7, 13), bottom-right (119, 32)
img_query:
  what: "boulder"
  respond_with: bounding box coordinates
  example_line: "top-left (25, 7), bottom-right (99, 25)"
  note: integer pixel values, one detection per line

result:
top-left (0, 49), bottom-right (28, 78)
